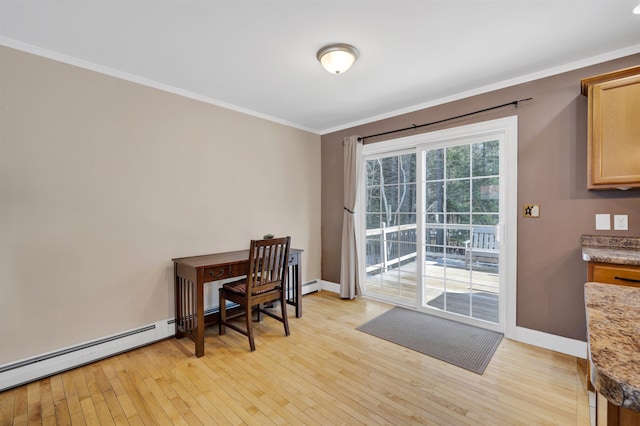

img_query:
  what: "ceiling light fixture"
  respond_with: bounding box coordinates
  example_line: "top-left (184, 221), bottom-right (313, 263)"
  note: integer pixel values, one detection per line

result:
top-left (634, 3), bottom-right (640, 14)
top-left (317, 43), bottom-right (359, 74)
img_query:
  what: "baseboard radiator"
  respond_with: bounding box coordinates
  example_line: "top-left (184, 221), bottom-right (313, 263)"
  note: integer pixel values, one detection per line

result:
top-left (0, 319), bottom-right (175, 392)
top-left (302, 279), bottom-right (319, 294)
top-left (0, 280), bottom-right (320, 391)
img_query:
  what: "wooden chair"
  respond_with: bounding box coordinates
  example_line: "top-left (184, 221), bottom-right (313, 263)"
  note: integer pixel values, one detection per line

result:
top-left (219, 236), bottom-right (291, 351)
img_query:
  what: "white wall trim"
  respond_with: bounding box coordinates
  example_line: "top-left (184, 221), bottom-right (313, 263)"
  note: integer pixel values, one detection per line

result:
top-left (319, 278), bottom-right (587, 358)
top-left (0, 36), bottom-right (318, 135)
top-left (0, 280), bottom-right (585, 391)
top-left (321, 43), bottom-right (640, 134)
top-left (318, 279), bottom-right (341, 293)
top-left (0, 320), bottom-right (175, 392)
top-left (0, 280), bottom-right (321, 391)
top-left (320, 278), bottom-right (587, 358)
top-left (514, 326), bottom-right (587, 359)
top-left (3, 36), bottom-right (639, 136)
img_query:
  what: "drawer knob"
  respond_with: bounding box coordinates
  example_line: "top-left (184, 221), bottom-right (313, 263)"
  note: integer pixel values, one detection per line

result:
top-left (210, 269), bottom-right (224, 277)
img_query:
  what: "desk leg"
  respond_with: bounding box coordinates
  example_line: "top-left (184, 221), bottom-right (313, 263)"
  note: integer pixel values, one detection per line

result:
top-left (195, 278), bottom-right (205, 357)
top-left (294, 260), bottom-right (302, 318)
top-left (174, 264), bottom-right (184, 339)
top-left (285, 254), bottom-right (303, 318)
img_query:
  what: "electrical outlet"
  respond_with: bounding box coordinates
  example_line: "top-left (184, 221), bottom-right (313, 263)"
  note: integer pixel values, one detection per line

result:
top-left (595, 214), bottom-right (611, 230)
top-left (614, 215), bottom-right (628, 231)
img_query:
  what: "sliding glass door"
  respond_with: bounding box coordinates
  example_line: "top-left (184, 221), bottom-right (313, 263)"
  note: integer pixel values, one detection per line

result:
top-left (421, 141), bottom-right (500, 324)
top-left (360, 117), bottom-right (517, 333)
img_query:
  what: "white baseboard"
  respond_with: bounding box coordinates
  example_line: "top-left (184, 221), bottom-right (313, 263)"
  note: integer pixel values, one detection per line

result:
top-left (316, 280), bottom-right (587, 359)
top-left (318, 279), bottom-right (340, 293)
top-left (0, 320), bottom-right (175, 392)
top-left (1, 280), bottom-right (321, 391)
top-left (0, 281), bottom-right (586, 391)
top-left (514, 326), bottom-right (587, 359)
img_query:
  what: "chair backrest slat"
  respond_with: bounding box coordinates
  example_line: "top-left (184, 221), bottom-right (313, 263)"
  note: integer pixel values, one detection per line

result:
top-left (247, 237), bottom-right (291, 298)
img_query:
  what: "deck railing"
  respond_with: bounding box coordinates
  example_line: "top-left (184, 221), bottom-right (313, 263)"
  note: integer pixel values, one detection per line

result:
top-left (365, 223), bottom-right (499, 274)
top-left (365, 223), bottom-right (418, 273)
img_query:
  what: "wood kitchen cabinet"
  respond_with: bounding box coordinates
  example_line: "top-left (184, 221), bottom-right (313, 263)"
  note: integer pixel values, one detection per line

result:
top-left (588, 262), bottom-right (640, 287)
top-left (597, 392), bottom-right (640, 426)
top-left (581, 66), bottom-right (640, 190)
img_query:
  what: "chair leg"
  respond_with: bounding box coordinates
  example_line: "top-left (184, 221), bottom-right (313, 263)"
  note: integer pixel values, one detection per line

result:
top-left (256, 303), bottom-right (263, 322)
top-left (246, 305), bottom-right (256, 351)
top-left (219, 291), bottom-right (226, 335)
top-left (281, 296), bottom-right (290, 336)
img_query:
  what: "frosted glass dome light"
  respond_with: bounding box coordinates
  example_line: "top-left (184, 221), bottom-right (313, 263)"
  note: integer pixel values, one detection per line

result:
top-left (317, 44), bottom-right (359, 74)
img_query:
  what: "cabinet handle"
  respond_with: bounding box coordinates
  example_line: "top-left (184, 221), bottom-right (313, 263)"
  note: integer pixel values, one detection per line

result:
top-left (614, 276), bottom-right (640, 283)
top-left (210, 269), bottom-right (224, 277)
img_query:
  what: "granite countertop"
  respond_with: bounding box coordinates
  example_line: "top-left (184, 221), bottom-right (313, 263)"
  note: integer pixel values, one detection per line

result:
top-left (582, 235), bottom-right (640, 266)
top-left (585, 282), bottom-right (640, 412)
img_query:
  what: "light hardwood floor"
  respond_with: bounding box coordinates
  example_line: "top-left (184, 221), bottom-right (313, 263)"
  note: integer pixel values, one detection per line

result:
top-left (1, 291), bottom-right (590, 425)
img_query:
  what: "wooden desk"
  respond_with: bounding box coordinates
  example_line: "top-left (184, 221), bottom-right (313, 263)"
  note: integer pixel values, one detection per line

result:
top-left (172, 248), bottom-right (303, 357)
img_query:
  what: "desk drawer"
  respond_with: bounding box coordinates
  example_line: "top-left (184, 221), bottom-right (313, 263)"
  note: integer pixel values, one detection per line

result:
top-left (230, 263), bottom-right (248, 277)
top-left (203, 266), bottom-right (230, 281)
top-left (590, 263), bottom-right (640, 287)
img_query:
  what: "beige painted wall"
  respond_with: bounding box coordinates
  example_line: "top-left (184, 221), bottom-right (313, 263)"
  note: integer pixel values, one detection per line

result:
top-left (0, 46), bottom-right (321, 364)
top-left (321, 54), bottom-right (640, 342)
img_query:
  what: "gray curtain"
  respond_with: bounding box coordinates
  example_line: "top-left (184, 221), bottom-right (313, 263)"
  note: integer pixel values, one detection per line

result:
top-left (340, 135), bottom-right (363, 299)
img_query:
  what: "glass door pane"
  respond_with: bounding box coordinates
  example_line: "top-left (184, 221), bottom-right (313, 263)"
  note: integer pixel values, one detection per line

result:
top-left (422, 140), bottom-right (500, 324)
top-left (364, 153), bottom-right (417, 306)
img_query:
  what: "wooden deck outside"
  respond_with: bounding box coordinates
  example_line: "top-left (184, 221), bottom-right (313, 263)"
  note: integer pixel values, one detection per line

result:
top-left (365, 259), bottom-right (500, 323)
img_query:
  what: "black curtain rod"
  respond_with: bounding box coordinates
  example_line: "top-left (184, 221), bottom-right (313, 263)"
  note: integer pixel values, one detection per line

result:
top-left (358, 97), bottom-right (533, 143)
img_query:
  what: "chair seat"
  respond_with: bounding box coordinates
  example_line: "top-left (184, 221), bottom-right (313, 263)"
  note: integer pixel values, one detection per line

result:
top-left (222, 278), bottom-right (277, 295)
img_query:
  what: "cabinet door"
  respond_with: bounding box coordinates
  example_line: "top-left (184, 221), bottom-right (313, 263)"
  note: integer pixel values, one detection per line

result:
top-left (588, 74), bottom-right (640, 189)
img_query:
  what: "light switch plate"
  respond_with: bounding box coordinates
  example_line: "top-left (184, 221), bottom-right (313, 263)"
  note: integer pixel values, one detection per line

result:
top-left (595, 214), bottom-right (611, 230)
top-left (523, 204), bottom-right (540, 218)
top-left (614, 215), bottom-right (628, 231)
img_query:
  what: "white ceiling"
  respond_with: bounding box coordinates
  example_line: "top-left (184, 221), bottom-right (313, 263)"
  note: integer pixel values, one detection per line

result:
top-left (1, 1), bottom-right (639, 134)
